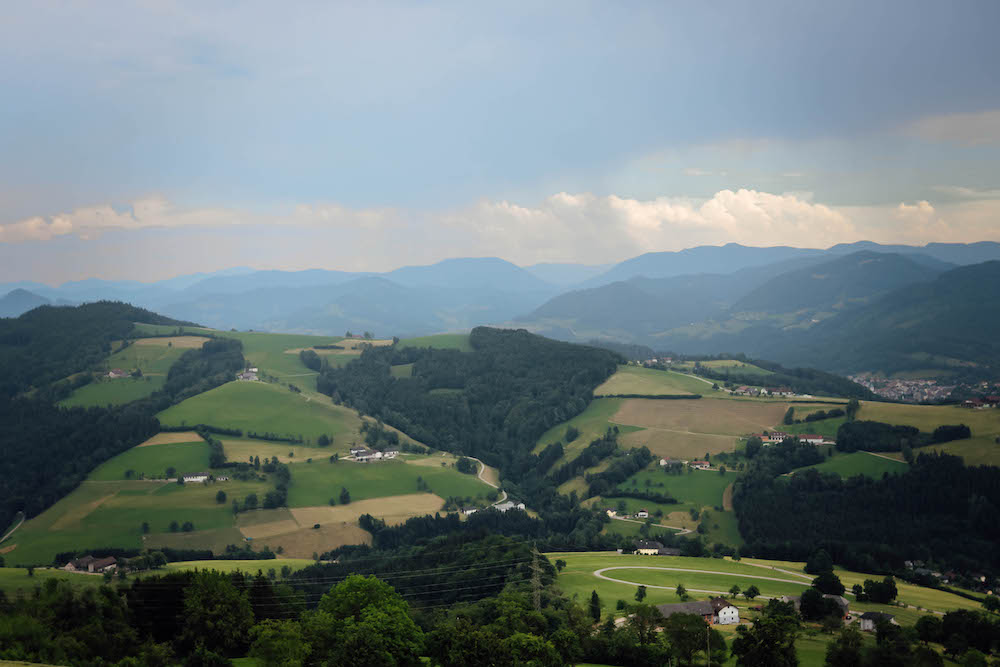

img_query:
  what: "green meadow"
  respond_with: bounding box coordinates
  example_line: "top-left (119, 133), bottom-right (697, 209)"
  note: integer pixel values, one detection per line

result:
top-left (390, 363), bottom-right (414, 378)
top-left (59, 376), bottom-right (167, 408)
top-left (397, 333), bottom-right (472, 352)
top-left (0, 567), bottom-right (106, 598)
top-left (594, 365), bottom-right (710, 397)
top-left (7, 478), bottom-right (272, 566)
top-left (157, 380), bottom-right (365, 445)
top-left (163, 558), bottom-right (316, 575)
top-left (104, 341), bottom-right (191, 375)
top-left (796, 451), bottom-right (909, 479)
top-left (88, 440), bottom-right (212, 481)
top-left (285, 458), bottom-right (492, 507)
top-left (616, 467), bottom-right (737, 514)
top-left (534, 398), bottom-right (644, 463)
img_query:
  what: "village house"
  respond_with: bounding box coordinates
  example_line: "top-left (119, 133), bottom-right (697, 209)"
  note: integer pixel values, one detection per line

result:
top-left (634, 540), bottom-right (663, 555)
top-left (349, 446), bottom-right (367, 456)
top-left (781, 594), bottom-right (850, 619)
top-left (354, 449), bottom-right (381, 462)
top-left (236, 370), bottom-right (258, 381)
top-left (494, 501), bottom-right (526, 513)
top-left (63, 555), bottom-right (117, 573)
top-left (107, 368), bottom-right (129, 379)
top-left (382, 448), bottom-right (399, 460)
top-left (656, 598), bottom-right (739, 625)
top-left (636, 508), bottom-right (649, 518)
top-left (606, 509), bottom-right (617, 518)
top-left (859, 611), bottom-right (895, 632)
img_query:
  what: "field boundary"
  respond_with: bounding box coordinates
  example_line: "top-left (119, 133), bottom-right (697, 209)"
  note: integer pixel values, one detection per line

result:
top-left (0, 512), bottom-right (24, 545)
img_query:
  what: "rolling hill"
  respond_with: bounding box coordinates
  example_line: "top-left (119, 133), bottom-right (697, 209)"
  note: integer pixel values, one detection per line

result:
top-left (0, 289), bottom-right (50, 318)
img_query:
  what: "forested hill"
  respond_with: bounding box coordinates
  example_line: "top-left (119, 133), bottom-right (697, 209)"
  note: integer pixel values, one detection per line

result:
top-left (0, 301), bottom-right (235, 538)
top-left (0, 301), bottom-right (194, 399)
top-left (316, 327), bottom-right (621, 498)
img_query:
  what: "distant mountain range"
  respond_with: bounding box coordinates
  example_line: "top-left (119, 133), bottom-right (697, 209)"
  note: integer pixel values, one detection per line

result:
top-left (3, 240), bottom-right (999, 378)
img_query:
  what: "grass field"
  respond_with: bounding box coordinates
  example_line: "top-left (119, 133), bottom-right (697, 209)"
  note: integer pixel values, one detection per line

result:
top-left (89, 439), bottom-right (211, 480)
top-left (106, 339), bottom-right (196, 374)
top-left (783, 415), bottom-right (846, 440)
top-left (390, 363), bottom-right (414, 379)
top-left (285, 458), bottom-right (492, 507)
top-left (796, 451), bottom-right (909, 479)
top-left (594, 365), bottom-right (707, 396)
top-left (534, 398), bottom-right (643, 463)
top-left (0, 567), bottom-right (106, 597)
top-left (222, 438), bottom-right (340, 464)
top-left (547, 551), bottom-right (981, 624)
top-left (163, 558), bottom-right (316, 575)
top-left (614, 467), bottom-right (738, 514)
top-left (157, 380), bottom-right (366, 447)
top-left (673, 359), bottom-right (775, 377)
top-left (59, 376), bottom-right (167, 407)
top-left (397, 333), bottom-right (472, 352)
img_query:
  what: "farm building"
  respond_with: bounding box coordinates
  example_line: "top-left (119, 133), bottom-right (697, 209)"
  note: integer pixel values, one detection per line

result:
top-left (494, 501), bottom-right (526, 513)
top-left (797, 434), bottom-right (825, 445)
top-left (236, 370), bottom-right (258, 381)
top-left (656, 598), bottom-right (738, 625)
top-left (859, 611), bottom-right (895, 632)
top-left (636, 509), bottom-right (649, 518)
top-left (689, 461), bottom-right (711, 470)
top-left (354, 449), bottom-right (381, 462)
top-left (781, 594), bottom-right (850, 619)
top-left (634, 540), bottom-right (663, 555)
top-left (462, 507), bottom-right (478, 516)
top-left (107, 368), bottom-right (129, 379)
top-left (183, 473), bottom-right (209, 483)
top-left (382, 448), bottom-right (399, 459)
top-left (349, 446), bottom-right (367, 456)
top-left (63, 555), bottom-right (117, 573)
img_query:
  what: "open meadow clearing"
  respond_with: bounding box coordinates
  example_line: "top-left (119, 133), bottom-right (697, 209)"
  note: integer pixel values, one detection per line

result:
top-left (795, 451), bottom-right (909, 479)
top-left (89, 438), bottom-right (211, 480)
top-left (222, 438), bottom-right (340, 464)
top-left (164, 558), bottom-right (316, 575)
top-left (882, 435), bottom-right (1000, 467)
top-left (8, 477), bottom-right (272, 566)
top-left (0, 567), bottom-right (106, 598)
top-left (672, 359), bottom-right (775, 377)
top-left (157, 380), bottom-right (366, 445)
top-left (58, 376), bottom-right (166, 407)
top-left (284, 458), bottom-right (492, 507)
top-left (534, 398), bottom-right (643, 463)
top-left (614, 467), bottom-right (738, 514)
top-left (547, 551), bottom-right (982, 624)
top-left (397, 333), bottom-right (472, 352)
top-left (593, 365), bottom-right (707, 396)
top-left (390, 362), bottom-right (414, 378)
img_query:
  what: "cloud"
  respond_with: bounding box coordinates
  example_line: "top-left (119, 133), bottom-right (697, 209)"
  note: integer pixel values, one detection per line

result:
top-left (931, 185), bottom-right (1000, 199)
top-left (4, 189), bottom-right (1000, 279)
top-left (904, 109), bottom-right (1000, 146)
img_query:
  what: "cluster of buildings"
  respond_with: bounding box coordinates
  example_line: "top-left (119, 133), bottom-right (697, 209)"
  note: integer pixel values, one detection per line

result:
top-left (658, 458), bottom-right (711, 470)
top-left (731, 385), bottom-right (796, 397)
top-left (633, 539), bottom-right (681, 556)
top-left (961, 396), bottom-right (1000, 409)
top-left (749, 431), bottom-right (828, 445)
top-left (107, 368), bottom-right (131, 379)
top-left (63, 555), bottom-right (117, 574)
top-left (848, 374), bottom-right (956, 403)
top-left (349, 446), bottom-right (399, 462)
top-left (236, 367), bottom-right (259, 381)
top-left (463, 501), bottom-right (526, 516)
top-left (657, 598), bottom-right (740, 625)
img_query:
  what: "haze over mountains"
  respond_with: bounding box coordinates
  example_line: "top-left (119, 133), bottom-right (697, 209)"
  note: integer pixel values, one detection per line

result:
top-left (3, 240), bottom-right (999, 377)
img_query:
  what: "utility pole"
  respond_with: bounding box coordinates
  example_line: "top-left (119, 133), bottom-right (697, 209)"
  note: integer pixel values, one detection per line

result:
top-left (530, 545), bottom-right (542, 612)
top-left (706, 622), bottom-right (711, 667)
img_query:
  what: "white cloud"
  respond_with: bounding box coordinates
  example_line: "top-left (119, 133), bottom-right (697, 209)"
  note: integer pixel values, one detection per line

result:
top-left (931, 185), bottom-right (1000, 199)
top-left (904, 109), bottom-right (1000, 146)
top-left (3, 189), bottom-right (1000, 277)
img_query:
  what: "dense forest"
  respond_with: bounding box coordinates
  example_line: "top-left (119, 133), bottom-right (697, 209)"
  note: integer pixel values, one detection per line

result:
top-left (735, 448), bottom-right (1000, 574)
top-left (0, 303), bottom-right (241, 533)
top-left (316, 327), bottom-right (620, 511)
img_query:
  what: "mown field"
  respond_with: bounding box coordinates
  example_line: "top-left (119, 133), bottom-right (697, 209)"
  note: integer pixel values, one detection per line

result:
top-left (285, 457), bottom-right (492, 507)
top-left (795, 451), bottom-right (909, 479)
top-left (594, 365), bottom-right (708, 396)
top-left (157, 380), bottom-right (366, 446)
top-left (88, 438), bottom-right (211, 481)
top-left (58, 376), bottom-right (166, 408)
top-left (163, 558), bottom-right (316, 575)
top-left (397, 333), bottom-right (472, 352)
top-left (534, 398), bottom-right (643, 464)
top-left (672, 359), bottom-right (775, 377)
top-left (548, 551), bottom-right (982, 622)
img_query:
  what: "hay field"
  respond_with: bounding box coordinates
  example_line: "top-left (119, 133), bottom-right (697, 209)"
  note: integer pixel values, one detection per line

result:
top-left (397, 333), bottom-right (472, 352)
top-left (89, 440), bottom-right (211, 481)
top-left (164, 558), bottom-right (316, 575)
top-left (138, 431), bottom-right (203, 446)
top-left (58, 376), bottom-right (166, 408)
top-left (222, 438), bottom-right (339, 464)
top-left (796, 451), bottom-right (909, 479)
top-left (133, 335), bottom-right (209, 349)
top-left (290, 493), bottom-right (444, 525)
top-left (157, 380), bottom-right (365, 444)
top-left (593, 365), bottom-right (706, 396)
top-left (285, 459), bottom-right (491, 507)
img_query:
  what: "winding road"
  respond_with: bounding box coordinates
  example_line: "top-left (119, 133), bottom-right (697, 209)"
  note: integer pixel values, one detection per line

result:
top-left (611, 516), bottom-right (692, 535)
top-left (593, 565), bottom-right (810, 592)
top-left (466, 456), bottom-right (508, 506)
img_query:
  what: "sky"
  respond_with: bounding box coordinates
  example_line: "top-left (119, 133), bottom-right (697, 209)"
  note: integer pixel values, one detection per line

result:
top-left (2, 0), bottom-right (1000, 284)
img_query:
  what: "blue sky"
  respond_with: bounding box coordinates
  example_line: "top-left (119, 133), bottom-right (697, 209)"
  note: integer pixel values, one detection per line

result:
top-left (2, 1), bottom-right (999, 282)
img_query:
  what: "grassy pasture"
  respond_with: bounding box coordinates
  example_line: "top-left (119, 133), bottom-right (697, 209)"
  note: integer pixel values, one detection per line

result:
top-left (548, 551), bottom-right (981, 623)
top-left (859, 401), bottom-right (1000, 440)
top-left (594, 365), bottom-right (707, 396)
top-left (105, 340), bottom-right (190, 375)
top-left (616, 467), bottom-right (738, 514)
top-left (59, 376), bottom-right (166, 407)
top-left (883, 435), bottom-right (1000, 467)
top-left (222, 438), bottom-right (339, 464)
top-left (163, 558), bottom-right (316, 575)
top-left (89, 439), bottom-right (211, 480)
top-left (390, 363), bottom-right (414, 379)
top-left (8, 477), bottom-right (272, 566)
top-left (534, 398), bottom-right (643, 463)
top-left (0, 567), bottom-right (106, 598)
top-left (397, 333), bottom-right (472, 352)
top-left (284, 459), bottom-right (492, 507)
top-left (796, 451), bottom-right (909, 479)
top-left (782, 415), bottom-right (846, 440)
top-left (157, 380), bottom-right (365, 445)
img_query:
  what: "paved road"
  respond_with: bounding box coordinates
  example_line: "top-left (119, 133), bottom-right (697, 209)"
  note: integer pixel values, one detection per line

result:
top-left (593, 565), bottom-right (811, 589)
top-left (466, 456), bottom-right (508, 505)
top-left (611, 516), bottom-right (692, 535)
